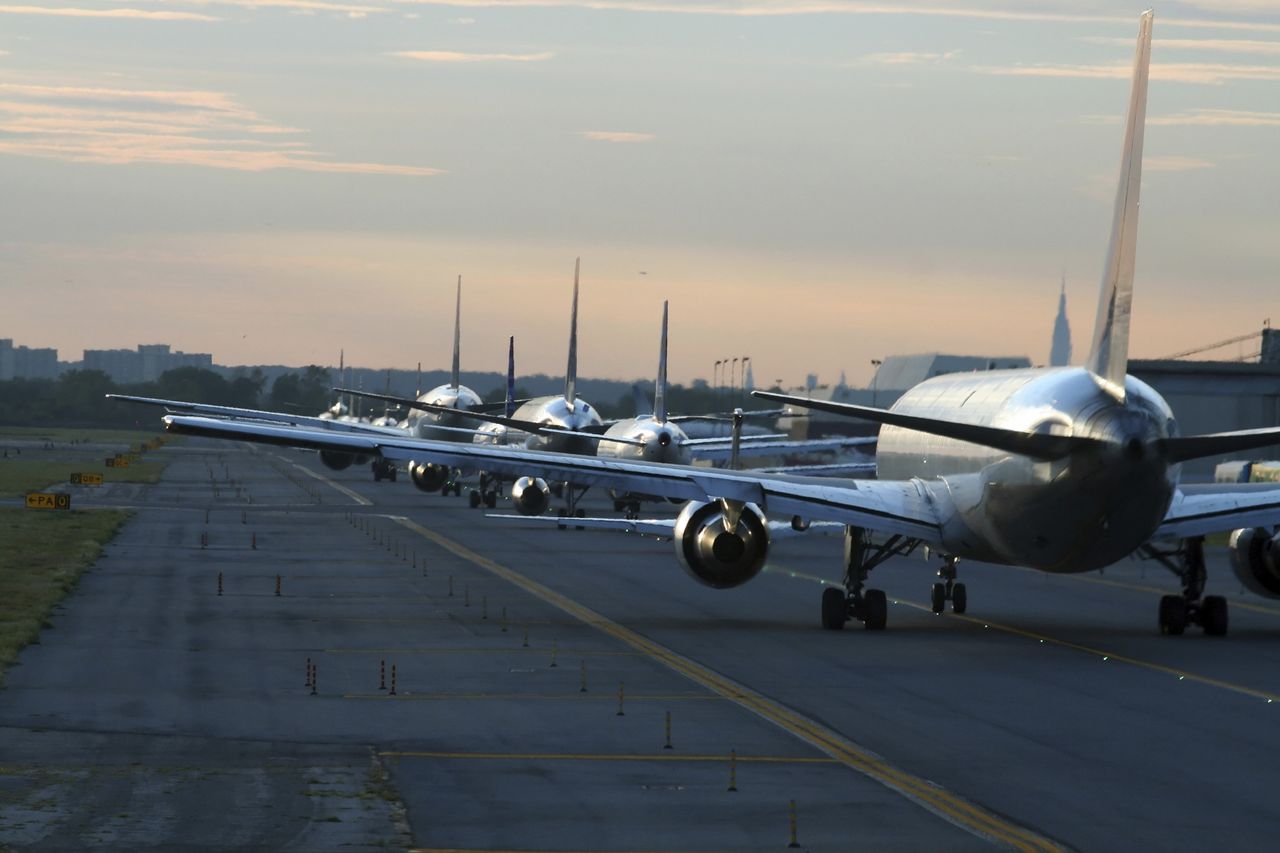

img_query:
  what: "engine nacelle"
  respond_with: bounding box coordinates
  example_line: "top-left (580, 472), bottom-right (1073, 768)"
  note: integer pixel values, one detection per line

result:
top-left (672, 500), bottom-right (770, 589)
top-left (319, 450), bottom-right (354, 471)
top-left (409, 462), bottom-right (449, 493)
top-left (1228, 527), bottom-right (1280, 598)
top-left (511, 476), bottom-right (551, 516)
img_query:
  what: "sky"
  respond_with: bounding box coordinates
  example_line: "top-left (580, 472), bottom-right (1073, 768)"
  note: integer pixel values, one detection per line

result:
top-left (2, 0), bottom-right (1278, 388)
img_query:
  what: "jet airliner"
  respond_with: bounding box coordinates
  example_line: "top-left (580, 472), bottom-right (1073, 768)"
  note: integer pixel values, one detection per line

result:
top-left (135, 12), bottom-right (1280, 634)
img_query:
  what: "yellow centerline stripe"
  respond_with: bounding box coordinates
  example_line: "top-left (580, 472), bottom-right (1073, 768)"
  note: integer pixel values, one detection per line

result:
top-left (391, 515), bottom-right (1061, 853)
top-left (382, 751), bottom-right (836, 764)
top-left (775, 563), bottom-right (1280, 704)
top-left (286, 457), bottom-right (371, 505)
top-left (343, 692), bottom-right (721, 702)
top-left (1005, 563), bottom-right (1280, 617)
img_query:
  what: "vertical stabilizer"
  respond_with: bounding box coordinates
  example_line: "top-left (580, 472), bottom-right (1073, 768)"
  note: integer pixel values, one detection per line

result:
top-left (655, 300), bottom-right (669, 424)
top-left (338, 349), bottom-right (345, 413)
top-left (1050, 271), bottom-right (1072, 367)
top-left (564, 258), bottom-right (580, 409)
top-left (450, 275), bottom-right (462, 390)
top-left (415, 361), bottom-right (421, 398)
top-left (505, 336), bottom-right (517, 418)
top-left (1086, 10), bottom-right (1152, 400)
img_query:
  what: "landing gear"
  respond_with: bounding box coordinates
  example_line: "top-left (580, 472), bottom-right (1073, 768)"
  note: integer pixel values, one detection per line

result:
top-left (371, 459), bottom-right (398, 482)
top-left (930, 558), bottom-right (966, 614)
top-left (1143, 537), bottom-right (1228, 636)
top-left (819, 527), bottom-right (917, 631)
top-left (469, 489), bottom-right (482, 509)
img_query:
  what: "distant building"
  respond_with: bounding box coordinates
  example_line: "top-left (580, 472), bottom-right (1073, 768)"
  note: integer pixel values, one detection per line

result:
top-left (1050, 273), bottom-right (1072, 367)
top-left (83, 344), bottom-right (213, 384)
top-left (0, 338), bottom-right (59, 380)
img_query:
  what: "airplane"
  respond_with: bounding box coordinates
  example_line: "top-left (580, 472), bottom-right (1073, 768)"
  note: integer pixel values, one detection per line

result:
top-left (345, 298), bottom-right (875, 517)
top-left (141, 12), bottom-right (1280, 635)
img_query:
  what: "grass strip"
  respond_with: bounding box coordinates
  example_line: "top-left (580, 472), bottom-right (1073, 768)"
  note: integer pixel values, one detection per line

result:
top-left (0, 507), bottom-right (131, 684)
top-left (0, 427), bottom-right (163, 445)
top-left (0, 461), bottom-right (167, 499)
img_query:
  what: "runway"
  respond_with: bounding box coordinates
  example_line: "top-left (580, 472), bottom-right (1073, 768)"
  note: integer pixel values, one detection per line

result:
top-left (2, 438), bottom-right (1279, 851)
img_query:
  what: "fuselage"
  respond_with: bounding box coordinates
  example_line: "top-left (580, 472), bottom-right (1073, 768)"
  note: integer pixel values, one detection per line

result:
top-left (596, 416), bottom-right (693, 465)
top-left (406, 383), bottom-right (484, 442)
top-left (875, 367), bottom-right (1179, 573)
top-left (509, 396), bottom-right (604, 456)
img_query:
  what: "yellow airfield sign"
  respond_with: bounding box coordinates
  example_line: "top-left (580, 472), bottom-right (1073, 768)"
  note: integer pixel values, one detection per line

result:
top-left (70, 473), bottom-right (104, 486)
top-left (106, 456), bottom-right (129, 468)
top-left (26, 492), bottom-right (71, 510)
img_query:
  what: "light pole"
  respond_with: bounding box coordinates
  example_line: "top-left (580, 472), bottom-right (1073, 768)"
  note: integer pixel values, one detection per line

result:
top-left (870, 359), bottom-right (883, 407)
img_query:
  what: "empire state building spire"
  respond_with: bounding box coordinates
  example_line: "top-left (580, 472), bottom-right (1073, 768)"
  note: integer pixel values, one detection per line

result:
top-left (1050, 271), bottom-right (1072, 367)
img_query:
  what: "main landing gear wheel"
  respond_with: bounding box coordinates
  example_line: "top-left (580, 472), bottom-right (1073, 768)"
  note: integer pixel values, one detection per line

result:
top-left (931, 583), bottom-right (946, 614)
top-left (862, 589), bottom-right (887, 631)
top-left (468, 490), bottom-right (482, 509)
top-left (483, 491), bottom-right (498, 509)
top-left (951, 583), bottom-right (967, 615)
top-left (1158, 595), bottom-right (1187, 636)
top-left (1145, 537), bottom-right (1229, 637)
top-left (821, 587), bottom-right (847, 630)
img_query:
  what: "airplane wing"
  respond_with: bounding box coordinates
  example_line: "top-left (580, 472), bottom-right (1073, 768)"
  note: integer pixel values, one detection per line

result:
top-left (160, 414), bottom-right (944, 542)
top-left (685, 434), bottom-right (876, 462)
top-left (1154, 483), bottom-right (1280, 540)
top-left (755, 461), bottom-right (877, 477)
top-left (485, 513), bottom-right (846, 541)
top-left (107, 394), bottom-right (481, 439)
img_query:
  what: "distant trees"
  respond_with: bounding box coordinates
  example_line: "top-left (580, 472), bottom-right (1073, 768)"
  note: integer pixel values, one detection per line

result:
top-left (267, 366), bottom-right (332, 415)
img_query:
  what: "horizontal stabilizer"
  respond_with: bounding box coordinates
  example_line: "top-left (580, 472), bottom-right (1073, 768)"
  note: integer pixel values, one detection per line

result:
top-left (1159, 427), bottom-right (1280, 464)
top-left (752, 390), bottom-right (1099, 461)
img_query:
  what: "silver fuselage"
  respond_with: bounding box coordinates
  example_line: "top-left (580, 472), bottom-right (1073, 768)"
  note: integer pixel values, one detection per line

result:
top-left (596, 416), bottom-right (693, 466)
top-left (507, 396), bottom-right (604, 455)
top-left (407, 384), bottom-right (484, 442)
top-left (876, 367), bottom-right (1179, 573)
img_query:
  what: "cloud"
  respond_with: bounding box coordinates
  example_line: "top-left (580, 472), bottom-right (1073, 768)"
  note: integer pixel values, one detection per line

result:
top-left (1144, 155), bottom-right (1216, 172)
top-left (970, 61), bottom-right (1280, 85)
top-left (0, 4), bottom-right (218, 21)
top-left (579, 130), bottom-right (655, 142)
top-left (1082, 36), bottom-right (1280, 55)
top-left (0, 80), bottom-right (441, 176)
top-left (861, 49), bottom-right (960, 65)
top-left (388, 49), bottom-right (555, 63)
top-left (1148, 108), bottom-right (1280, 126)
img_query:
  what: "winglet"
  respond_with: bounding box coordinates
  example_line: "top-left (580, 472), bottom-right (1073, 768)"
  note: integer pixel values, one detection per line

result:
top-left (450, 275), bottom-right (462, 390)
top-left (505, 335), bottom-right (517, 418)
top-left (565, 258), bottom-right (580, 409)
top-left (1085, 10), bottom-right (1152, 401)
top-left (655, 300), bottom-right (669, 424)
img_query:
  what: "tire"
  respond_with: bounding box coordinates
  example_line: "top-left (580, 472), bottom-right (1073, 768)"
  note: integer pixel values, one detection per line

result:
top-left (930, 582), bottom-right (946, 614)
top-left (1159, 595), bottom-right (1187, 636)
top-left (863, 589), bottom-right (887, 631)
top-left (1201, 595), bottom-right (1229, 636)
top-left (468, 490), bottom-right (481, 509)
top-left (388, 468), bottom-right (397, 482)
top-left (952, 583), bottom-right (967, 615)
top-left (821, 588), bottom-right (847, 630)
top-left (483, 491), bottom-right (497, 509)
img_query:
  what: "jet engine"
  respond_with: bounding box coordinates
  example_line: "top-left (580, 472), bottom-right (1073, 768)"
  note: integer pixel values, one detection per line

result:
top-left (409, 462), bottom-right (449, 493)
top-left (319, 450), bottom-right (355, 471)
top-left (672, 500), bottom-right (770, 589)
top-left (1228, 527), bottom-right (1280, 598)
top-left (511, 476), bottom-right (551, 516)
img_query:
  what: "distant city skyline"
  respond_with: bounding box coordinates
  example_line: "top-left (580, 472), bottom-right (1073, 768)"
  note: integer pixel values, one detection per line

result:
top-left (4, 2), bottom-right (1278, 386)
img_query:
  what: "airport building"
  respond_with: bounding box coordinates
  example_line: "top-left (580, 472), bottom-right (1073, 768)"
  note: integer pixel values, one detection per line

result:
top-left (0, 338), bottom-right (59, 380)
top-left (82, 344), bottom-right (214, 384)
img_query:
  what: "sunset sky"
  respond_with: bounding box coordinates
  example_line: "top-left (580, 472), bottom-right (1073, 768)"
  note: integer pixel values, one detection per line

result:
top-left (2, 1), bottom-right (1278, 387)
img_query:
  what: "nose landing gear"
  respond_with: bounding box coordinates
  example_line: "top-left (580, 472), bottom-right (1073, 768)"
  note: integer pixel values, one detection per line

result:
top-left (930, 557), bottom-right (967, 615)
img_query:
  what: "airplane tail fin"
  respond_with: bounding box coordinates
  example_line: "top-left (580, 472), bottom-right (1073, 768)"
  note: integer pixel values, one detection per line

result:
top-left (655, 300), bottom-right (669, 424)
top-left (505, 336), bottom-right (517, 418)
top-left (415, 361), bottom-right (421, 398)
top-left (565, 258), bottom-right (580, 409)
top-left (1085, 10), bottom-right (1152, 401)
top-left (450, 275), bottom-right (462, 390)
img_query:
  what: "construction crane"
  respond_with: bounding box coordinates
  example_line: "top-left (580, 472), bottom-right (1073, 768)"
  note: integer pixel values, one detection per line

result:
top-left (1157, 320), bottom-right (1270, 361)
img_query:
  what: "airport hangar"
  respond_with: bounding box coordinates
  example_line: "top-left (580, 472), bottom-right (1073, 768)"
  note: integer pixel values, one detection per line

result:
top-left (782, 327), bottom-right (1280, 479)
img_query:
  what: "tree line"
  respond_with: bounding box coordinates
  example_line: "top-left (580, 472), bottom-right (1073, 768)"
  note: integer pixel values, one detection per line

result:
top-left (0, 366), bottom-right (781, 429)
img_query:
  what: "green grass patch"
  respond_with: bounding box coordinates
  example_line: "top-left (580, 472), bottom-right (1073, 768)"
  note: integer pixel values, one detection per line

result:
top-left (0, 427), bottom-right (164, 446)
top-left (0, 507), bottom-right (131, 684)
top-left (0, 460), bottom-right (168, 499)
